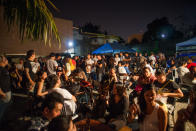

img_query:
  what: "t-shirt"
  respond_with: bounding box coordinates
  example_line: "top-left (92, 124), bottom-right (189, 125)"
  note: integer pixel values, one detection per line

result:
top-left (52, 88), bottom-right (76, 115)
top-left (114, 57), bottom-right (120, 65)
top-left (46, 59), bottom-right (58, 75)
top-left (86, 59), bottom-right (94, 66)
top-left (154, 79), bottom-right (179, 104)
top-left (187, 62), bottom-right (196, 69)
top-left (24, 60), bottom-right (36, 81)
top-left (0, 67), bottom-right (11, 93)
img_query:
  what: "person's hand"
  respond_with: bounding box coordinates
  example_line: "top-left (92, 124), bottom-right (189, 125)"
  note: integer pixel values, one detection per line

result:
top-left (30, 80), bottom-right (35, 87)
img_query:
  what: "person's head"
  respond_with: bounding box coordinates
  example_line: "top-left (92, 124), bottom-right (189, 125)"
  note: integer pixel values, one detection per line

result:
top-left (26, 50), bottom-right (35, 61)
top-left (115, 54), bottom-right (119, 58)
top-left (87, 54), bottom-right (91, 59)
top-left (118, 61), bottom-right (122, 67)
top-left (120, 52), bottom-right (123, 56)
top-left (109, 68), bottom-right (116, 75)
top-left (50, 53), bottom-right (56, 60)
top-left (187, 58), bottom-right (193, 64)
top-left (48, 115), bottom-right (76, 131)
top-left (19, 58), bottom-right (24, 64)
top-left (97, 55), bottom-right (102, 60)
top-left (150, 52), bottom-right (154, 56)
top-left (42, 92), bottom-right (64, 121)
top-left (56, 54), bottom-right (62, 60)
top-left (135, 52), bottom-right (138, 56)
top-left (0, 55), bottom-right (8, 67)
top-left (143, 67), bottom-right (151, 78)
top-left (179, 60), bottom-right (187, 67)
top-left (125, 53), bottom-right (129, 57)
top-left (138, 84), bottom-right (156, 122)
top-left (37, 70), bottom-right (47, 81)
top-left (139, 53), bottom-right (142, 56)
top-left (57, 67), bottom-right (63, 77)
top-left (155, 70), bottom-right (166, 84)
top-left (46, 74), bottom-right (61, 89)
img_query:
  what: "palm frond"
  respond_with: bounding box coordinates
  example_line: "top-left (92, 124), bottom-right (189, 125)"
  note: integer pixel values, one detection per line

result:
top-left (1, 0), bottom-right (61, 47)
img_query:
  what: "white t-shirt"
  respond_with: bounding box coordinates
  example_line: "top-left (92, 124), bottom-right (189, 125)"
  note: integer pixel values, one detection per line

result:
top-left (149, 55), bottom-right (156, 65)
top-left (145, 64), bottom-right (154, 75)
top-left (16, 64), bottom-right (24, 70)
top-left (52, 88), bottom-right (76, 115)
top-left (46, 59), bottom-right (58, 75)
top-left (118, 66), bottom-right (127, 74)
top-left (86, 59), bottom-right (94, 66)
top-left (65, 63), bottom-right (71, 76)
top-left (177, 66), bottom-right (189, 77)
top-left (114, 57), bottom-right (120, 66)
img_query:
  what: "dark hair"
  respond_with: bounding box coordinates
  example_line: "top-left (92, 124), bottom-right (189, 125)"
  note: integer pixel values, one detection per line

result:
top-left (26, 50), bottom-right (35, 59)
top-left (138, 84), bottom-right (156, 123)
top-left (179, 60), bottom-right (187, 66)
top-left (46, 74), bottom-right (59, 89)
top-left (37, 70), bottom-right (47, 82)
top-left (41, 92), bottom-right (64, 111)
top-left (49, 52), bottom-right (56, 57)
top-left (155, 69), bottom-right (166, 76)
top-left (48, 115), bottom-right (72, 131)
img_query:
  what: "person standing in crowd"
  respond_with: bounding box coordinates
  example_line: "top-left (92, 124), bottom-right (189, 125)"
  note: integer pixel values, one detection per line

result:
top-left (119, 52), bottom-right (125, 61)
top-left (33, 58), bottom-right (40, 74)
top-left (28, 92), bottom-right (64, 131)
top-left (177, 60), bottom-right (189, 83)
top-left (96, 55), bottom-right (105, 82)
top-left (0, 55), bottom-right (12, 124)
top-left (56, 54), bottom-right (63, 68)
top-left (123, 53), bottom-right (131, 62)
top-left (16, 58), bottom-right (24, 72)
top-left (46, 53), bottom-right (58, 75)
top-left (114, 54), bottom-right (120, 67)
top-left (187, 57), bottom-right (196, 69)
top-left (149, 52), bottom-right (156, 66)
top-left (85, 54), bottom-right (94, 73)
top-left (24, 50), bottom-right (36, 94)
top-left (154, 70), bottom-right (184, 127)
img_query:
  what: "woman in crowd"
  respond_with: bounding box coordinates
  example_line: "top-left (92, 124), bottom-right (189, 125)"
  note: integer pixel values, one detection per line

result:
top-left (137, 84), bottom-right (167, 131)
top-left (35, 70), bottom-right (48, 97)
top-left (106, 83), bottom-right (129, 129)
top-left (136, 67), bottom-right (156, 92)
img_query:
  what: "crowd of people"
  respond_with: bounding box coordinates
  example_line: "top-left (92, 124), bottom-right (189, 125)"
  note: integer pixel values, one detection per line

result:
top-left (0, 50), bottom-right (196, 131)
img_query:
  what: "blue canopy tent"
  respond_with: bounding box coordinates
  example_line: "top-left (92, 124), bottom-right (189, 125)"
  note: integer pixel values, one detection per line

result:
top-left (92, 43), bottom-right (136, 54)
top-left (176, 37), bottom-right (196, 57)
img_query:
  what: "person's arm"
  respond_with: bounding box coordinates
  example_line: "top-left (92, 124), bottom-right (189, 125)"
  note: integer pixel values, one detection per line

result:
top-left (160, 88), bottom-right (184, 98)
top-left (25, 68), bottom-right (35, 86)
top-left (0, 88), bottom-right (6, 98)
top-left (158, 106), bottom-right (168, 131)
top-left (37, 80), bottom-right (48, 97)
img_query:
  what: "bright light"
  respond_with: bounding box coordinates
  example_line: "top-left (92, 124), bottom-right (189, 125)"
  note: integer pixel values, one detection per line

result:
top-left (161, 34), bottom-right (165, 38)
top-left (68, 41), bottom-right (73, 47)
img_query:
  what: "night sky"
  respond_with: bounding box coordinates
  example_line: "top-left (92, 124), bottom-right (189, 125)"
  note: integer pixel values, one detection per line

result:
top-left (52, 0), bottom-right (196, 39)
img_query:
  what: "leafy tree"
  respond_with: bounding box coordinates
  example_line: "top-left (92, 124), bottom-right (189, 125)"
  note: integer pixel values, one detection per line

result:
top-left (81, 22), bottom-right (102, 34)
top-left (142, 17), bottom-right (183, 42)
top-left (1, 0), bottom-right (60, 47)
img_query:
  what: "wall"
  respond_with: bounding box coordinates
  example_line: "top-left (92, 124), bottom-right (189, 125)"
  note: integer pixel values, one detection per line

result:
top-left (0, 7), bottom-right (73, 56)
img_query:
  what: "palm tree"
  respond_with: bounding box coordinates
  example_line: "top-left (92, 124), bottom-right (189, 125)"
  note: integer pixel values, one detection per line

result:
top-left (1, 0), bottom-right (61, 47)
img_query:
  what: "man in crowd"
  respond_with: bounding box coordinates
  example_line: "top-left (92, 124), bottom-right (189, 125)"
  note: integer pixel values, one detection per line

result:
top-left (0, 55), bottom-right (11, 124)
top-left (28, 92), bottom-right (64, 131)
top-left (24, 50), bottom-right (36, 94)
top-left (46, 53), bottom-right (58, 75)
top-left (154, 70), bottom-right (184, 127)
